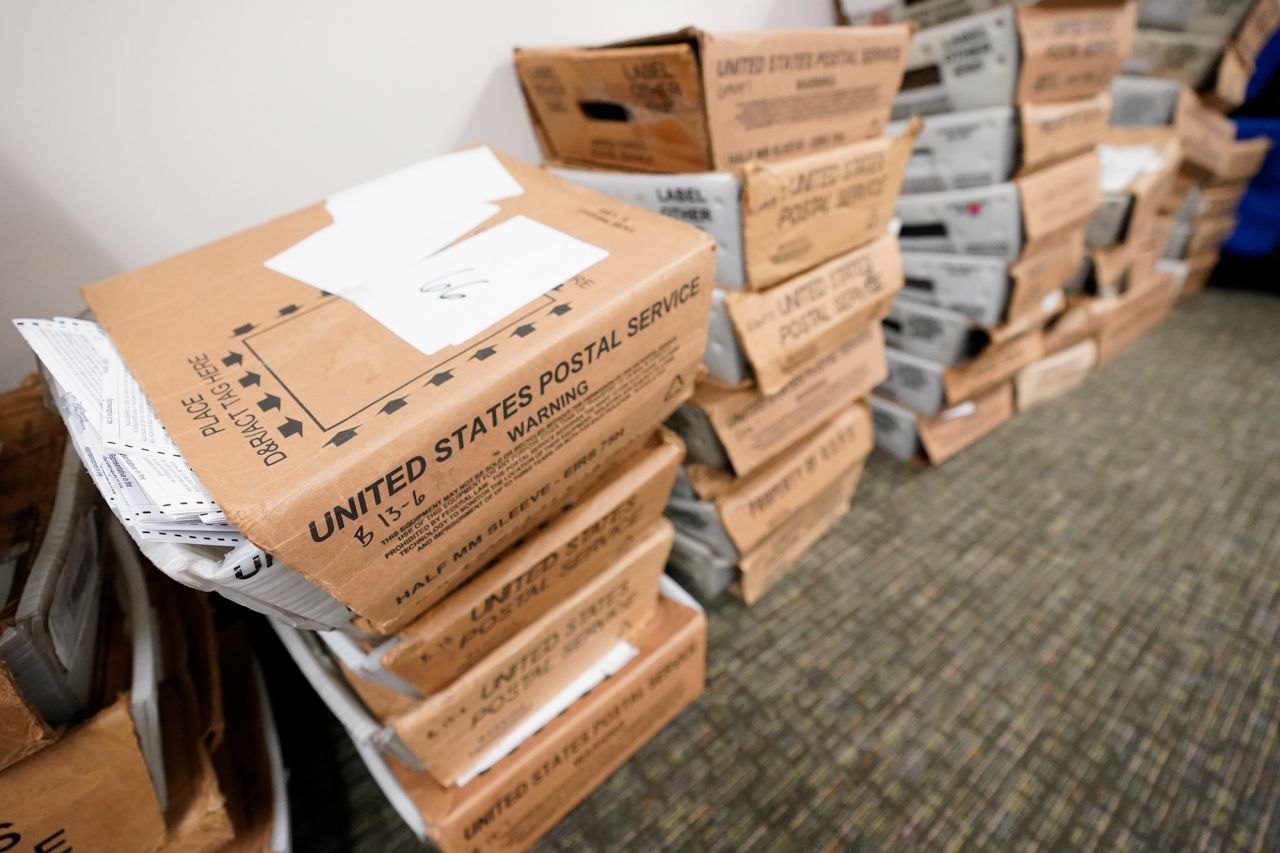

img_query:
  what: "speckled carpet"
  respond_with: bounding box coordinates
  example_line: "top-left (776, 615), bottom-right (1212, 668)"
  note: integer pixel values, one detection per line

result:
top-left (265, 289), bottom-right (1280, 851)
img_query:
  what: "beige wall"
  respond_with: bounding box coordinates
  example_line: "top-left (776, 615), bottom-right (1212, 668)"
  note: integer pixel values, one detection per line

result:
top-left (0, 0), bottom-right (831, 386)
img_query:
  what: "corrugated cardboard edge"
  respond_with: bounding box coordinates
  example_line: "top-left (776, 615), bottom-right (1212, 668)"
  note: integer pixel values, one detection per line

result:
top-left (918, 382), bottom-right (1015, 465)
top-left (1007, 225), bottom-right (1085, 324)
top-left (0, 697), bottom-right (168, 852)
top-left (0, 656), bottom-right (57, 772)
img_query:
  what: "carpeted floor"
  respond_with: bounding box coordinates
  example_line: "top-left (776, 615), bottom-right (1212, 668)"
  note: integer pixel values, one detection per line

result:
top-left (271, 289), bottom-right (1280, 851)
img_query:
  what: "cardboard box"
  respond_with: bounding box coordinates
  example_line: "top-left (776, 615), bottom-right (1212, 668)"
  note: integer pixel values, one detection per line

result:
top-left (1174, 89), bottom-right (1271, 180)
top-left (514, 26), bottom-right (912, 173)
top-left (385, 520), bottom-right (672, 786)
top-left (889, 96), bottom-right (1112, 194)
top-left (725, 231), bottom-right (904, 395)
top-left (870, 382), bottom-right (1015, 464)
top-left (83, 150), bottom-right (714, 634)
top-left (1123, 28), bottom-right (1224, 87)
top-left (1138, 0), bottom-right (1255, 36)
top-left (383, 588), bottom-right (706, 853)
top-left (1095, 275), bottom-right (1179, 361)
top-left (1014, 339), bottom-right (1098, 409)
top-left (880, 331), bottom-right (1044, 415)
top-left (735, 462), bottom-right (862, 604)
top-left (372, 429), bottom-right (683, 695)
top-left (892, 3), bottom-right (1136, 119)
top-left (668, 325), bottom-right (886, 477)
top-left (552, 127), bottom-right (917, 291)
top-left (667, 403), bottom-right (874, 556)
top-left (1087, 138), bottom-right (1183, 249)
top-left (895, 151), bottom-right (1102, 261)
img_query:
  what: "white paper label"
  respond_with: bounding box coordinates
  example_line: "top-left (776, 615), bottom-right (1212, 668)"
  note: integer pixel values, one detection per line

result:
top-left (325, 146), bottom-right (523, 223)
top-left (102, 343), bottom-right (182, 458)
top-left (339, 216), bottom-right (608, 356)
top-left (265, 202), bottom-right (499, 295)
top-left (12, 318), bottom-right (111, 425)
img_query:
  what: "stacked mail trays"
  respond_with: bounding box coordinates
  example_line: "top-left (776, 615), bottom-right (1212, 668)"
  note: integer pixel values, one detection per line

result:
top-left (518, 25), bottom-right (918, 601)
top-left (873, 1), bottom-right (1140, 460)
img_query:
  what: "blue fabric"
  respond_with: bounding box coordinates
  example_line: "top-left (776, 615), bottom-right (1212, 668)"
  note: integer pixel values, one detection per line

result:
top-left (1222, 119), bottom-right (1280, 256)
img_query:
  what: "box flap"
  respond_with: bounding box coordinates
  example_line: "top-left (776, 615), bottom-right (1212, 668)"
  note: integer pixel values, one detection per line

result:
top-left (513, 43), bottom-right (712, 172)
top-left (1015, 150), bottom-right (1102, 242)
top-left (1016, 1), bottom-right (1137, 105)
top-left (700, 26), bottom-right (912, 171)
top-left (740, 124), bottom-right (918, 289)
top-left (726, 232), bottom-right (903, 395)
top-left (690, 324), bottom-right (885, 477)
top-left (1019, 92), bottom-right (1112, 173)
top-left (713, 403), bottom-right (872, 553)
top-left (918, 382), bottom-right (1015, 464)
top-left (943, 331), bottom-right (1044, 403)
top-left (736, 462), bottom-right (861, 604)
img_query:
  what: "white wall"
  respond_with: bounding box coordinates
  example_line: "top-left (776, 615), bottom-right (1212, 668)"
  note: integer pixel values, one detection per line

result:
top-left (0, 1), bottom-right (832, 386)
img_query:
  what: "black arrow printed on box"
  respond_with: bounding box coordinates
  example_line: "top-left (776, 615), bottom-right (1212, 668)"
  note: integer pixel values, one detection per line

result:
top-left (512, 324), bottom-right (536, 337)
top-left (380, 398), bottom-right (408, 415)
top-left (258, 394), bottom-right (281, 412)
top-left (326, 427), bottom-right (358, 447)
top-left (427, 371), bottom-right (453, 387)
top-left (279, 418), bottom-right (303, 438)
top-left (232, 323), bottom-right (255, 336)
top-left (239, 372), bottom-right (260, 388)
top-left (222, 351), bottom-right (243, 366)
top-left (472, 347), bottom-right (496, 361)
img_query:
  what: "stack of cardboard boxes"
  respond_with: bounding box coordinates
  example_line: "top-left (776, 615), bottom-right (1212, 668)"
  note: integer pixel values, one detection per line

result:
top-left (0, 379), bottom-right (289, 852)
top-left (15, 145), bottom-right (719, 850)
top-left (1107, 0), bottom-right (1275, 296)
top-left (868, 1), bottom-right (1137, 460)
top-left (514, 26), bottom-right (915, 602)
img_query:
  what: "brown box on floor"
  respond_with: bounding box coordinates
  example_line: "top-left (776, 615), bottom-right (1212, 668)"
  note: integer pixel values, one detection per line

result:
top-left (1015, 340), bottom-right (1099, 410)
top-left (388, 591), bottom-right (706, 853)
top-left (1095, 274), bottom-right (1180, 362)
top-left (82, 149), bottom-right (714, 634)
top-left (871, 382), bottom-right (1016, 465)
top-left (514, 26), bottom-right (911, 173)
